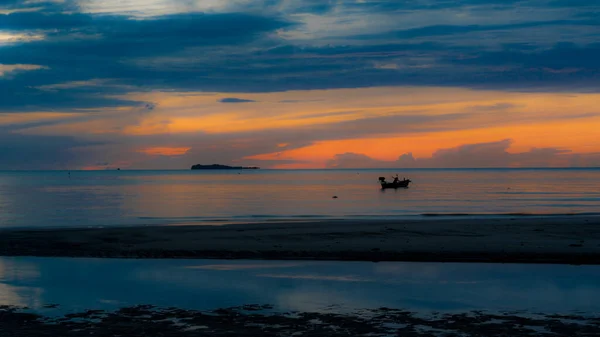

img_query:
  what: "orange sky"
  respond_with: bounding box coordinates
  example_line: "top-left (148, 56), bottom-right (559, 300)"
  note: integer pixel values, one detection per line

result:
top-left (7, 86), bottom-right (600, 169)
top-left (247, 116), bottom-right (600, 167)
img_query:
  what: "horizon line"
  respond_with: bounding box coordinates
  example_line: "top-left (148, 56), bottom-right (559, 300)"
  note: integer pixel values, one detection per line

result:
top-left (2, 167), bottom-right (600, 172)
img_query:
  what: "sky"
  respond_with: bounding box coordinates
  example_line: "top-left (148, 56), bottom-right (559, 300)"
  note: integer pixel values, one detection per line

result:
top-left (1, 0), bottom-right (600, 169)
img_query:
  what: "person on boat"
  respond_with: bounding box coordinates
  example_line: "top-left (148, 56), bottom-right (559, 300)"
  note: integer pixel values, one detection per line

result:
top-left (393, 175), bottom-right (399, 183)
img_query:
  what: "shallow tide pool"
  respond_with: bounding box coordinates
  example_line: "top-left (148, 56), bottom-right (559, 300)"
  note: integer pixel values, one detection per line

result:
top-left (1, 257), bottom-right (599, 316)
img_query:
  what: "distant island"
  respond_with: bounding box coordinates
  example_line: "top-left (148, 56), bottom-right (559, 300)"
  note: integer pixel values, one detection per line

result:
top-left (191, 164), bottom-right (260, 170)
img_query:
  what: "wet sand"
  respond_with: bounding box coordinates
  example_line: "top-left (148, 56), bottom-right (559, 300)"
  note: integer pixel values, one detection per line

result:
top-left (1, 216), bottom-right (600, 264)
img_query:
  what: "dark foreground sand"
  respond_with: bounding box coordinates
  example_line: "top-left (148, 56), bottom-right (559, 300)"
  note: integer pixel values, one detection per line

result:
top-left (1, 216), bottom-right (600, 264)
top-left (2, 304), bottom-right (600, 336)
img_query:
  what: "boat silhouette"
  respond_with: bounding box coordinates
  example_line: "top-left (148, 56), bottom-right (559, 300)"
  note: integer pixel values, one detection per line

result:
top-left (378, 175), bottom-right (411, 189)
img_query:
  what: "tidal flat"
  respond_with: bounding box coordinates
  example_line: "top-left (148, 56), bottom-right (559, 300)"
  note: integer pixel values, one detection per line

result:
top-left (1, 257), bottom-right (600, 336)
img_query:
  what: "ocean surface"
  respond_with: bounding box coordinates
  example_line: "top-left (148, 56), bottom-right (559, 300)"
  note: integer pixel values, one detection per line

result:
top-left (0, 168), bottom-right (599, 228)
top-left (2, 257), bottom-right (599, 315)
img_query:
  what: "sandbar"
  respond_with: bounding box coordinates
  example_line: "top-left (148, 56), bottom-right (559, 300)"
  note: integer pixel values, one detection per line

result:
top-left (1, 216), bottom-right (600, 264)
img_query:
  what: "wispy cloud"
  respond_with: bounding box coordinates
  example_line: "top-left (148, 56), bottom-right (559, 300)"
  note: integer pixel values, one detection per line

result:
top-left (218, 97), bottom-right (257, 103)
top-left (139, 146), bottom-right (190, 156)
top-left (0, 63), bottom-right (47, 77)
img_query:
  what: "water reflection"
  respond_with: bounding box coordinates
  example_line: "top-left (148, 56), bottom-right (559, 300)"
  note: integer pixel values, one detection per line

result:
top-left (1, 257), bottom-right (599, 315)
top-left (0, 258), bottom-right (43, 308)
top-left (2, 169), bottom-right (600, 228)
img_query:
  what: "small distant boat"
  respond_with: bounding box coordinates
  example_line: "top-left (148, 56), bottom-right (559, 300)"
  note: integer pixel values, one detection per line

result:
top-left (379, 175), bottom-right (411, 189)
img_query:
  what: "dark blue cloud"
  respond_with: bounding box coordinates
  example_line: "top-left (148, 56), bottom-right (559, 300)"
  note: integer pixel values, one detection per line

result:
top-left (0, 79), bottom-right (142, 112)
top-left (355, 20), bottom-right (598, 40)
top-left (0, 0), bottom-right (32, 7)
top-left (0, 1), bottom-right (598, 110)
top-left (547, 0), bottom-right (600, 7)
top-left (219, 98), bottom-right (257, 103)
top-left (447, 42), bottom-right (600, 69)
top-left (0, 12), bottom-right (93, 30)
top-left (0, 13), bottom-right (291, 61)
top-left (0, 131), bottom-right (104, 170)
top-left (0, 11), bottom-right (292, 111)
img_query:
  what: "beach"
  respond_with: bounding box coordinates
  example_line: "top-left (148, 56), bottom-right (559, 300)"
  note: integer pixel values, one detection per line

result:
top-left (3, 169), bottom-right (600, 336)
top-left (2, 215), bottom-right (599, 264)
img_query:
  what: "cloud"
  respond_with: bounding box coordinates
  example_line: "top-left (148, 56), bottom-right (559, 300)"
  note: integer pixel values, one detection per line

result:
top-left (468, 103), bottom-right (519, 111)
top-left (326, 152), bottom-right (384, 169)
top-left (0, 0), bottom-right (598, 114)
top-left (1, 0), bottom-right (600, 169)
top-left (0, 12), bottom-right (93, 30)
top-left (424, 139), bottom-right (517, 167)
top-left (139, 146), bottom-right (190, 156)
top-left (326, 139), bottom-right (600, 169)
top-left (0, 63), bottom-right (46, 77)
top-left (446, 42), bottom-right (600, 72)
top-left (0, 31), bottom-right (45, 44)
top-left (5, 84), bottom-right (600, 170)
top-left (218, 97), bottom-right (257, 103)
top-left (0, 11), bottom-right (292, 110)
top-left (0, 81), bottom-right (141, 112)
top-left (0, 131), bottom-right (104, 169)
top-left (278, 99), bottom-right (324, 103)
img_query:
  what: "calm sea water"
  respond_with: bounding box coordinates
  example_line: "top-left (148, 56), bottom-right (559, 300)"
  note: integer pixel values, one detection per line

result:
top-left (0, 169), bottom-right (599, 228)
top-left (2, 257), bottom-right (599, 314)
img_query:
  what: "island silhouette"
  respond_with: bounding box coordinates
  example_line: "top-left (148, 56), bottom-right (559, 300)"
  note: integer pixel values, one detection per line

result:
top-left (191, 164), bottom-right (260, 170)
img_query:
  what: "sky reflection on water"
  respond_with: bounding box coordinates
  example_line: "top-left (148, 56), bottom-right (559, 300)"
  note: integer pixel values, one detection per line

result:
top-left (2, 169), bottom-right (600, 228)
top-left (1, 257), bottom-right (599, 315)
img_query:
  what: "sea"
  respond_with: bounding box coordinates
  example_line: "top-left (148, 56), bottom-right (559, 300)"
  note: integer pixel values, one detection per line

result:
top-left (2, 169), bottom-right (600, 321)
top-left (0, 168), bottom-right (599, 229)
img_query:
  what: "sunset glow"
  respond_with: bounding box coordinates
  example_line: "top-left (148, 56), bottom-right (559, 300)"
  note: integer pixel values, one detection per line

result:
top-left (140, 147), bottom-right (191, 156)
top-left (2, 0), bottom-right (599, 169)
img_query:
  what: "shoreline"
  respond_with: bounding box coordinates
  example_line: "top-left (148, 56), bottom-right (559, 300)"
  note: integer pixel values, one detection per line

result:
top-left (1, 216), bottom-right (600, 264)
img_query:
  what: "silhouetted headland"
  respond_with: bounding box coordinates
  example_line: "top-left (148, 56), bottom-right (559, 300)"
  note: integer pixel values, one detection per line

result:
top-left (191, 164), bottom-right (260, 170)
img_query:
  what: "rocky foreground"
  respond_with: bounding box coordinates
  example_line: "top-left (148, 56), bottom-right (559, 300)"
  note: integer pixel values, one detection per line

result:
top-left (1, 305), bottom-right (600, 336)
